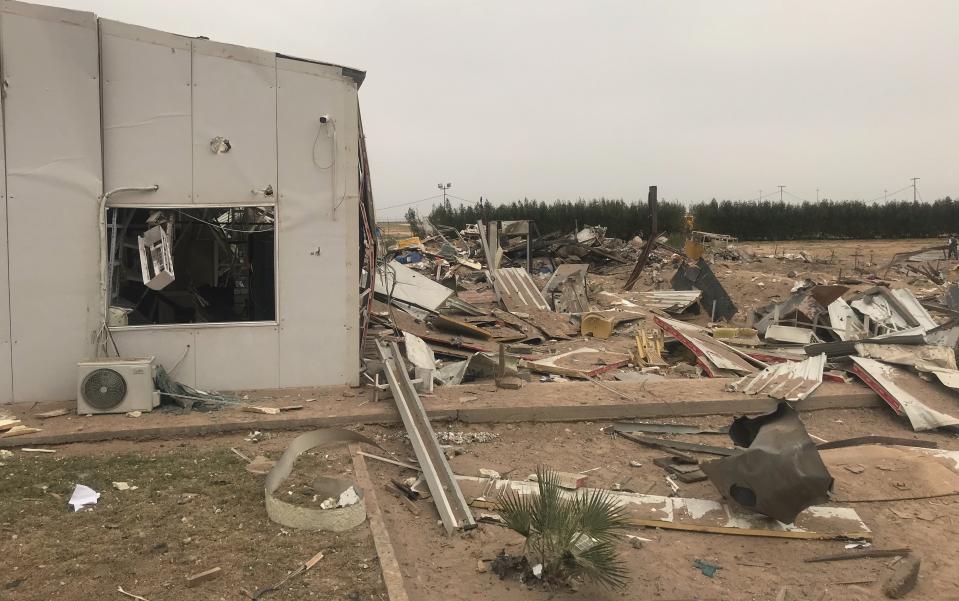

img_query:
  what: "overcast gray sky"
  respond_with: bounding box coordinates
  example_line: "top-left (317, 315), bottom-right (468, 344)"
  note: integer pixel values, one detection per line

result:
top-left (48, 0), bottom-right (959, 217)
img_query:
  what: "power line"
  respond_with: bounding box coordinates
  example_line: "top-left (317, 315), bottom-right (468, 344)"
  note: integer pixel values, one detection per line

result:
top-left (865, 184), bottom-right (912, 203)
top-left (378, 193), bottom-right (444, 211)
top-left (446, 194), bottom-right (483, 205)
top-left (784, 190), bottom-right (812, 203)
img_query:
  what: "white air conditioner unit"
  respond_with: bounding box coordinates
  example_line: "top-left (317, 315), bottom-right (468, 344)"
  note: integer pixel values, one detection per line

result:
top-left (77, 357), bottom-right (160, 415)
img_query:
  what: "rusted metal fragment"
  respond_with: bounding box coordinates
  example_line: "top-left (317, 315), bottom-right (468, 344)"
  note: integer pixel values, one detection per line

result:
top-left (701, 402), bottom-right (834, 524)
top-left (671, 258), bottom-right (737, 321)
top-left (543, 263), bottom-right (590, 313)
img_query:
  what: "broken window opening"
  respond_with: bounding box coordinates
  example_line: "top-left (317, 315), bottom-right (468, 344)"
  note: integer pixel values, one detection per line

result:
top-left (106, 206), bottom-right (276, 326)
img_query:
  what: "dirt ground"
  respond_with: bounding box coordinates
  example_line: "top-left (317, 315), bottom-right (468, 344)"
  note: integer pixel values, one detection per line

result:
top-left (0, 439), bottom-right (385, 601)
top-left (3, 408), bottom-right (957, 601)
top-left (367, 410), bottom-right (959, 601)
top-left (3, 237), bottom-right (958, 601)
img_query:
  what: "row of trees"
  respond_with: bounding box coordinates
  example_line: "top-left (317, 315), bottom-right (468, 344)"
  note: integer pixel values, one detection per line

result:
top-left (420, 197), bottom-right (959, 241)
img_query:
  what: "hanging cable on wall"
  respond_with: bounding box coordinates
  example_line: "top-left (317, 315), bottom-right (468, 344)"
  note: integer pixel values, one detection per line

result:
top-left (312, 115), bottom-right (346, 217)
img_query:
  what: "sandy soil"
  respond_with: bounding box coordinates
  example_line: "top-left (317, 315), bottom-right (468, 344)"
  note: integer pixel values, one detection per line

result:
top-left (366, 410), bottom-right (959, 601)
top-left (3, 237), bottom-right (959, 601)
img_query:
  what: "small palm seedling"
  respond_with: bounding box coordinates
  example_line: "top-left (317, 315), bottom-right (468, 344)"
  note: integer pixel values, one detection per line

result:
top-left (497, 466), bottom-right (631, 589)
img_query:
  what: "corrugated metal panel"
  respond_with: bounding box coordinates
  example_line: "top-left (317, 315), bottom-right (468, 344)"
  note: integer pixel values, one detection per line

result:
top-left (494, 267), bottom-right (550, 312)
top-left (730, 354), bottom-right (825, 401)
top-left (3, 5), bottom-right (102, 401)
top-left (276, 56), bottom-right (359, 386)
top-left (192, 38), bottom-right (277, 205)
top-left (632, 290), bottom-right (701, 312)
top-left (101, 20), bottom-right (193, 204)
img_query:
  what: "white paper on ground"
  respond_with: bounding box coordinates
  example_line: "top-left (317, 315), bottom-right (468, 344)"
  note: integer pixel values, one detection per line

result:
top-left (68, 484), bottom-right (100, 511)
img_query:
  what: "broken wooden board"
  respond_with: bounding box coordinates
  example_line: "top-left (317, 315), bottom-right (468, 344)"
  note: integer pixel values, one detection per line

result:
top-left (521, 309), bottom-right (579, 339)
top-left (388, 303), bottom-right (499, 353)
top-left (0, 418), bottom-right (22, 432)
top-left (822, 445), bottom-right (959, 502)
top-left (524, 347), bottom-right (631, 379)
top-left (655, 315), bottom-right (759, 377)
top-left (34, 409), bottom-right (70, 420)
top-left (491, 309), bottom-right (546, 344)
top-left (432, 314), bottom-right (494, 340)
top-left (0, 425), bottom-right (41, 438)
top-left (458, 476), bottom-right (872, 540)
top-left (850, 356), bottom-right (959, 431)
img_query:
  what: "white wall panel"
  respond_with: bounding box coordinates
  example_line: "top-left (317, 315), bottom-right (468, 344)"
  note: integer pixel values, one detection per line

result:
top-left (276, 58), bottom-right (359, 386)
top-left (101, 20), bottom-right (192, 204)
top-left (194, 325), bottom-right (279, 391)
top-left (192, 39), bottom-right (276, 205)
top-left (0, 52), bottom-right (12, 403)
top-left (2, 6), bottom-right (101, 401)
top-left (110, 328), bottom-right (197, 387)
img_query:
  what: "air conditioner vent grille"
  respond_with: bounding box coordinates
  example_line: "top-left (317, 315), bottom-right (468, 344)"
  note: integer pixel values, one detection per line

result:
top-left (81, 368), bottom-right (127, 409)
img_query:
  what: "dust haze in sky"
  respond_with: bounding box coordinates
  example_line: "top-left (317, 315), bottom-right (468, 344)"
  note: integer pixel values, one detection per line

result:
top-left (46, 0), bottom-right (959, 217)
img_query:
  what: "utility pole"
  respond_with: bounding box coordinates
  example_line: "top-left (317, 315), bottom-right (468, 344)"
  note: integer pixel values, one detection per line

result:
top-left (778, 185), bottom-right (786, 203)
top-left (816, 188), bottom-right (820, 202)
top-left (884, 189), bottom-right (888, 203)
top-left (911, 177), bottom-right (920, 202)
top-left (437, 182), bottom-right (452, 205)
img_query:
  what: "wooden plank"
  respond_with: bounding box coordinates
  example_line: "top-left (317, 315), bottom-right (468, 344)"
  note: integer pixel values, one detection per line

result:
top-left (185, 567), bottom-right (222, 588)
top-left (350, 445), bottom-right (411, 601)
top-left (457, 476), bottom-right (872, 541)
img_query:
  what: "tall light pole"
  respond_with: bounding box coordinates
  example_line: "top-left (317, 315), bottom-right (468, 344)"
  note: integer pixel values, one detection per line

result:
top-left (437, 182), bottom-right (451, 206)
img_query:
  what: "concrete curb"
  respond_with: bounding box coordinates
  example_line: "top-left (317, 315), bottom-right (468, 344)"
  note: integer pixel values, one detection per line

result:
top-left (0, 389), bottom-right (880, 448)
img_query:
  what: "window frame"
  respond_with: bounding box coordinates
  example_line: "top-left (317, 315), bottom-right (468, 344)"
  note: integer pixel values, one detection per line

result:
top-left (105, 200), bottom-right (280, 331)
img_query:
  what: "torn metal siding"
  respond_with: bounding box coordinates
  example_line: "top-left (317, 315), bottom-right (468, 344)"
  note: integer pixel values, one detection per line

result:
top-left (729, 353), bottom-right (826, 401)
top-left (654, 315), bottom-right (759, 377)
top-left (850, 356), bottom-right (959, 431)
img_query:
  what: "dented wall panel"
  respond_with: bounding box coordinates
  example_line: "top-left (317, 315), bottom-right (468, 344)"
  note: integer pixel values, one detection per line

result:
top-left (192, 39), bottom-right (277, 205)
top-left (0, 1), bottom-right (362, 402)
top-left (2, 5), bottom-right (102, 401)
top-left (100, 20), bottom-right (193, 204)
top-left (276, 57), bottom-right (359, 386)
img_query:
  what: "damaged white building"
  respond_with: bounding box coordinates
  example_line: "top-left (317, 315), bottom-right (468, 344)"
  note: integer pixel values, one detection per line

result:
top-left (0, 1), bottom-right (376, 403)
